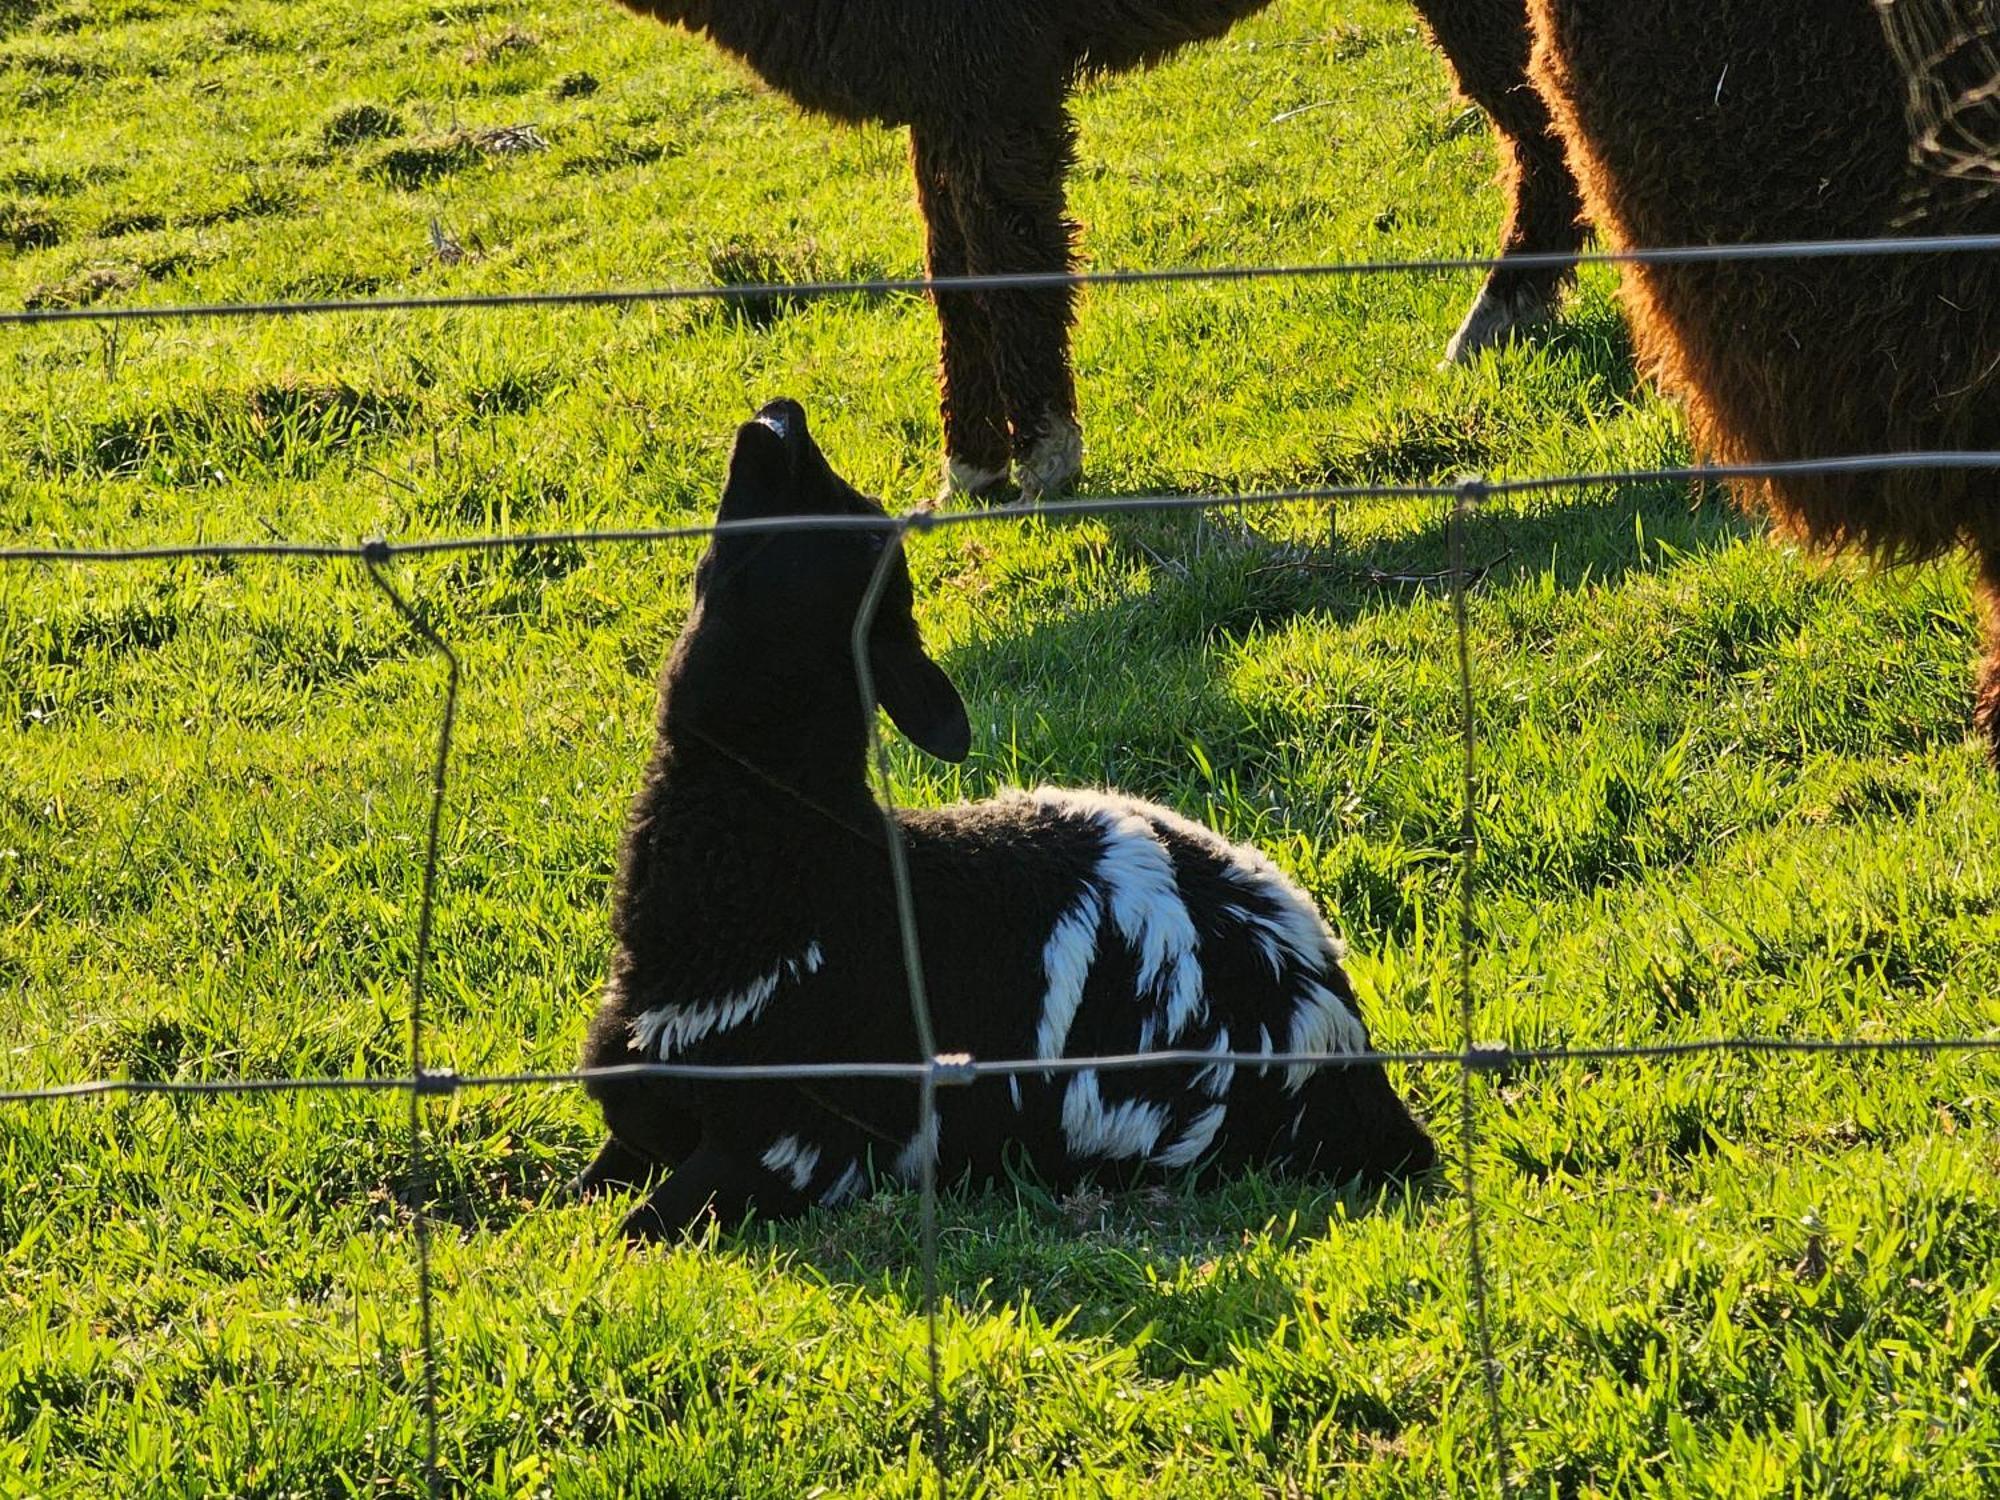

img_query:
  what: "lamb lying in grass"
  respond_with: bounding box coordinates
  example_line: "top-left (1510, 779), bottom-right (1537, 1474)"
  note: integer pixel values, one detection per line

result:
top-left (574, 399), bottom-right (1436, 1239)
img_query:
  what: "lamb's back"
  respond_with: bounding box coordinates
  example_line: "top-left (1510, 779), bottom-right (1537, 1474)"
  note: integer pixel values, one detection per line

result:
top-left (900, 785), bottom-right (1371, 1176)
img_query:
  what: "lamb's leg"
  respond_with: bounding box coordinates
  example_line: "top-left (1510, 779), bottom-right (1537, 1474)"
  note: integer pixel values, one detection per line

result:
top-left (619, 1140), bottom-right (810, 1243)
top-left (913, 126), bottom-right (1013, 500)
top-left (1976, 542), bottom-right (2000, 763)
top-left (575, 1070), bottom-right (703, 1199)
top-left (947, 112), bottom-right (1083, 502)
top-left (568, 1134), bottom-right (661, 1201)
top-left (1413, 0), bottom-right (1586, 364)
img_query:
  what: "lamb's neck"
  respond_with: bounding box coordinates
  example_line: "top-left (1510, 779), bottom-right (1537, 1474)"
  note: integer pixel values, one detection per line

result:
top-left (638, 625), bottom-right (885, 916)
top-left (610, 742), bottom-right (870, 979)
top-left (646, 735), bottom-right (882, 869)
top-left (655, 654), bottom-right (877, 829)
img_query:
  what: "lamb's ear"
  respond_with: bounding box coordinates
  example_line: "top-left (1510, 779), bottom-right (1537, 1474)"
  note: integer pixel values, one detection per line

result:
top-left (873, 635), bottom-right (970, 762)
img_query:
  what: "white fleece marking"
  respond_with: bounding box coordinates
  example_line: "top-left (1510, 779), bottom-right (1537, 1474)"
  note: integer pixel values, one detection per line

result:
top-left (1091, 807), bottom-right (1205, 1039)
top-left (1014, 789), bottom-right (1363, 1113)
top-left (1154, 802), bottom-right (1344, 986)
top-left (628, 940), bottom-right (821, 1060)
top-left (782, 941), bottom-right (827, 984)
top-left (1153, 1103), bottom-right (1227, 1169)
top-left (1036, 887), bottom-right (1103, 1062)
top-left (760, 1134), bottom-right (820, 1193)
top-left (820, 1160), bottom-right (866, 1207)
top-left (1283, 979), bottom-right (1369, 1093)
top-left (1024, 788), bottom-right (1209, 1044)
top-left (891, 1114), bottom-right (940, 1184)
top-left (1225, 861), bottom-right (1344, 973)
top-left (1007, 1076), bottom-right (1023, 1111)
top-left (1240, 916), bottom-right (1284, 979)
top-left (1191, 1028), bottom-right (1236, 1099)
top-left (1061, 1070), bottom-right (1169, 1161)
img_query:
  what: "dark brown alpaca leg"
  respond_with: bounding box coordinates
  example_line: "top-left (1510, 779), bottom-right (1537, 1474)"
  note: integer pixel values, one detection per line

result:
top-left (946, 111), bottom-right (1083, 501)
top-left (1976, 543), bottom-right (2000, 763)
top-left (912, 126), bottom-right (1012, 499)
top-left (1413, 0), bottom-right (1586, 363)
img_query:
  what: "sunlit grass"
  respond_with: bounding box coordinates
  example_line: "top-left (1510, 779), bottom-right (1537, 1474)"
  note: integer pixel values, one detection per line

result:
top-left (3, 0), bottom-right (1998, 1492)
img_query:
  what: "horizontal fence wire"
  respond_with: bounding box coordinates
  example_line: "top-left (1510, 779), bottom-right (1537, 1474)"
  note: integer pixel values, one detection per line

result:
top-left (4, 230), bottom-right (2000, 328)
top-left (7, 234), bottom-right (2000, 1495)
top-left (5, 452), bottom-right (2000, 567)
top-left (6, 1035), bottom-right (1998, 1107)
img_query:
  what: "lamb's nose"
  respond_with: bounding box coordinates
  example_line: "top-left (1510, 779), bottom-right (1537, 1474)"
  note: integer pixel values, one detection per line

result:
top-left (753, 398), bottom-right (808, 445)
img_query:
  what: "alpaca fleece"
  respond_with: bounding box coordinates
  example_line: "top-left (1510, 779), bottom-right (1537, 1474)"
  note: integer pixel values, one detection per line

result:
top-left (1528, 0), bottom-right (2000, 750)
top-left (613, 0), bottom-right (1589, 497)
top-left (575, 399), bottom-right (1435, 1239)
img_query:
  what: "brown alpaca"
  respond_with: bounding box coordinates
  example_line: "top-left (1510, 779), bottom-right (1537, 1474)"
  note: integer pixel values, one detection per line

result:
top-left (617, 1), bottom-right (1588, 499)
top-left (1527, 0), bottom-right (2000, 754)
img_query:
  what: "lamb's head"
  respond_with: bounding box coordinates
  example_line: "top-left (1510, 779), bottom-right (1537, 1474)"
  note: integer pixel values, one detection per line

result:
top-left (663, 399), bottom-right (971, 777)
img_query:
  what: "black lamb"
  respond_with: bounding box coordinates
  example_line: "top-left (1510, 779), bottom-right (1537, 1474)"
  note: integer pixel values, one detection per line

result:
top-left (576, 399), bottom-right (1436, 1239)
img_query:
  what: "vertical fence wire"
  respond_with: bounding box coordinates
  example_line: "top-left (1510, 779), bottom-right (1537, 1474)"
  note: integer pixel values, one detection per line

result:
top-left (363, 548), bottom-right (460, 1493)
top-left (1449, 480), bottom-right (1509, 1493)
top-left (850, 514), bottom-right (953, 1493)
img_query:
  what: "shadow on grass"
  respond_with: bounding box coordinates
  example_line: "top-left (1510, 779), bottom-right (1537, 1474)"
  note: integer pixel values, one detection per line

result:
top-left (915, 480), bottom-right (1764, 939)
top-left (762, 1163), bottom-right (1447, 1383)
top-left (1083, 474), bottom-right (1755, 631)
top-left (1504, 294), bottom-right (1641, 390)
top-left (943, 467), bottom-right (1752, 673)
top-left (934, 480), bottom-right (1757, 787)
top-left (518, 1140), bottom-right (1442, 1384)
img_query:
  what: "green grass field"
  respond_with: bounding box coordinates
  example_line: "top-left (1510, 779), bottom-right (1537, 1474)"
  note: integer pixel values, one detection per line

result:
top-left (4, 0), bottom-right (2000, 1492)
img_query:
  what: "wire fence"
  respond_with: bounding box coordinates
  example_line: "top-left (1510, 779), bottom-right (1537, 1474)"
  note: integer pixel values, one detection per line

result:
top-left (6, 241), bottom-right (2000, 1495)
top-left (5, 230), bottom-right (2000, 329)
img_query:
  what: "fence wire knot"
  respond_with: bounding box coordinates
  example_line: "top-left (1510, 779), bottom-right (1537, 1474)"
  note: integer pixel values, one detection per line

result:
top-left (1462, 1041), bottom-right (1515, 1076)
top-left (412, 1068), bottom-right (461, 1097)
top-left (360, 536), bottom-right (393, 565)
top-left (928, 1052), bottom-right (977, 1086)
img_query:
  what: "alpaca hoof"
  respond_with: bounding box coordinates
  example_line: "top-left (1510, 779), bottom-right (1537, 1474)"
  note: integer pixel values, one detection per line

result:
top-left (1014, 418), bottom-right (1083, 504)
top-left (1439, 278), bottom-right (1562, 367)
top-left (938, 455), bottom-right (1012, 504)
